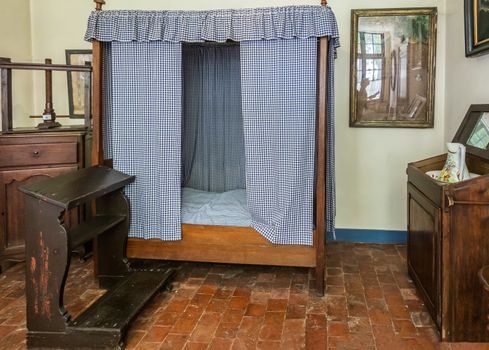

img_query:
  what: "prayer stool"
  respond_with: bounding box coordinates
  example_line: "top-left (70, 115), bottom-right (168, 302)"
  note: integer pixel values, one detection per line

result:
top-left (20, 166), bottom-right (174, 349)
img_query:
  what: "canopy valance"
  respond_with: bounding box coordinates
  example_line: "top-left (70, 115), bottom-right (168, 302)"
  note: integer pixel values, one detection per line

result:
top-left (84, 5), bottom-right (339, 49)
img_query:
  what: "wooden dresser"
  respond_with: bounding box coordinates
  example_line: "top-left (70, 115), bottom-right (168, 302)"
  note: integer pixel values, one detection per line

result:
top-left (406, 105), bottom-right (489, 342)
top-left (0, 129), bottom-right (89, 272)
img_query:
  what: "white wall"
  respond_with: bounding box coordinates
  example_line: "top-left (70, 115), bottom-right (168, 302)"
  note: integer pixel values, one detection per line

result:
top-left (0, 0), bottom-right (34, 128)
top-left (445, 0), bottom-right (489, 141)
top-left (333, 0), bottom-right (446, 231)
top-left (29, 0), bottom-right (94, 125)
top-left (5, 0), bottom-right (453, 232)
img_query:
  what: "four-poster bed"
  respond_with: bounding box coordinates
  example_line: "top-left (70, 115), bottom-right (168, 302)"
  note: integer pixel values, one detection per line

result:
top-left (87, 0), bottom-right (338, 293)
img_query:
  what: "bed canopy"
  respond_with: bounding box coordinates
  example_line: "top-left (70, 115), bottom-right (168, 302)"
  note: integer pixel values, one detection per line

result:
top-left (85, 0), bottom-right (339, 294)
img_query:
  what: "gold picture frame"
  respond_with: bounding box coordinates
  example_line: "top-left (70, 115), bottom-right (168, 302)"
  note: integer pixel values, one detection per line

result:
top-left (66, 49), bottom-right (92, 118)
top-left (350, 8), bottom-right (437, 128)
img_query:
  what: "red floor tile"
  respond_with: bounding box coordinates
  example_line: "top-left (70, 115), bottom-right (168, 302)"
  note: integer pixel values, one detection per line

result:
top-left (1, 242), bottom-right (488, 349)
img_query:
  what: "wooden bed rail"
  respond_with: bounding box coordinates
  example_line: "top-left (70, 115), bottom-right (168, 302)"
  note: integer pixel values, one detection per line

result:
top-left (0, 61), bottom-right (91, 72)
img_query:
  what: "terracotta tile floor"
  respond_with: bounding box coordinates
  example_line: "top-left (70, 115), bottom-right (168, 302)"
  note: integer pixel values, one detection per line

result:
top-left (1, 242), bottom-right (488, 350)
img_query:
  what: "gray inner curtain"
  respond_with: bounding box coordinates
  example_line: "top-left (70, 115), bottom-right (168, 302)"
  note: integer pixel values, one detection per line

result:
top-left (181, 44), bottom-right (246, 192)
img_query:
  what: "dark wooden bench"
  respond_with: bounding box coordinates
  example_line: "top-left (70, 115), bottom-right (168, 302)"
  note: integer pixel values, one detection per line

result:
top-left (20, 166), bottom-right (174, 349)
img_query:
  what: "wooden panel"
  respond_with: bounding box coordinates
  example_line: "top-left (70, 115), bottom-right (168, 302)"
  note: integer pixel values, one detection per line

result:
top-left (0, 166), bottom-right (77, 256)
top-left (69, 214), bottom-right (125, 249)
top-left (1, 58), bottom-right (13, 132)
top-left (70, 271), bottom-right (173, 329)
top-left (407, 184), bottom-right (440, 327)
top-left (409, 153), bottom-right (489, 178)
top-left (467, 153), bottom-right (489, 175)
top-left (446, 175), bottom-right (489, 341)
top-left (409, 154), bottom-right (447, 173)
top-left (0, 143), bottom-right (77, 168)
top-left (0, 133), bottom-right (82, 145)
top-left (406, 163), bottom-right (444, 207)
top-left (127, 224), bottom-right (316, 267)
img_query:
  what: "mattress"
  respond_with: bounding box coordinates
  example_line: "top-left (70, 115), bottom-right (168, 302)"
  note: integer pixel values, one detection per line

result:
top-left (181, 187), bottom-right (251, 227)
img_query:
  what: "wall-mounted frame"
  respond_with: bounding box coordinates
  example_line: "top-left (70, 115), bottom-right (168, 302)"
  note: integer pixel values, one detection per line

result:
top-left (465, 0), bottom-right (489, 57)
top-left (350, 8), bottom-right (437, 128)
top-left (65, 49), bottom-right (92, 118)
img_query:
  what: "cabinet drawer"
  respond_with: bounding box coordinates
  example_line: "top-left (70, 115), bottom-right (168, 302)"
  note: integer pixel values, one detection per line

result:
top-left (0, 143), bottom-right (78, 167)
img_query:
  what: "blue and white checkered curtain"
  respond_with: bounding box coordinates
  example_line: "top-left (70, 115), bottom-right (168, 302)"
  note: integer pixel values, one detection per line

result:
top-left (85, 6), bottom-right (340, 48)
top-left (111, 41), bottom-right (182, 240)
top-left (94, 6), bottom-right (339, 243)
top-left (241, 38), bottom-right (317, 245)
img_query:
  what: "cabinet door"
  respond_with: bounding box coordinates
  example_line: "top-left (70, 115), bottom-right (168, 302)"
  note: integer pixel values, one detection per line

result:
top-left (407, 183), bottom-right (441, 326)
top-left (0, 166), bottom-right (77, 258)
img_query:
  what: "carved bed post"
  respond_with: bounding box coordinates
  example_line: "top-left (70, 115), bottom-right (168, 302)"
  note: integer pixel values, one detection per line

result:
top-left (315, 37), bottom-right (329, 295)
top-left (314, 0), bottom-right (329, 295)
top-left (95, 0), bottom-right (105, 11)
top-left (91, 0), bottom-right (106, 277)
top-left (91, 0), bottom-right (105, 166)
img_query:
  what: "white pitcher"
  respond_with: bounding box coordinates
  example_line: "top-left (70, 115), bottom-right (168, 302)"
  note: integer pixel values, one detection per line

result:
top-left (437, 143), bottom-right (470, 183)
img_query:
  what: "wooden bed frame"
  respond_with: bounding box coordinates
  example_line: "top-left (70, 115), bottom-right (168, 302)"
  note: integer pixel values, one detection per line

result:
top-left (90, 0), bottom-right (331, 294)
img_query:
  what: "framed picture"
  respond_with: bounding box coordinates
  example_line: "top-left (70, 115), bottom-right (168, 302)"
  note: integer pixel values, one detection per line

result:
top-left (465, 0), bottom-right (489, 57)
top-left (350, 8), bottom-right (437, 128)
top-left (65, 49), bottom-right (92, 118)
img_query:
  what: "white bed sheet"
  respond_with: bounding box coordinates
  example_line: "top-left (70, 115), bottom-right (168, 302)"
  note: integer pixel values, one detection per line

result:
top-left (181, 187), bottom-right (251, 227)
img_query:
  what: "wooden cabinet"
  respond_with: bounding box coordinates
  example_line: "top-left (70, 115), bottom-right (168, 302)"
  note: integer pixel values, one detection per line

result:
top-left (0, 131), bottom-right (88, 272)
top-left (407, 184), bottom-right (441, 327)
top-left (407, 105), bottom-right (489, 342)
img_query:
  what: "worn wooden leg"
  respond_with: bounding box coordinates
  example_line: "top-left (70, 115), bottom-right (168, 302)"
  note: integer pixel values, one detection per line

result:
top-left (96, 190), bottom-right (130, 288)
top-left (24, 196), bottom-right (70, 345)
top-left (315, 236), bottom-right (325, 296)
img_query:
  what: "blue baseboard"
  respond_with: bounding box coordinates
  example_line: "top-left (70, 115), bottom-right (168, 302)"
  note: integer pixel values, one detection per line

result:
top-left (327, 228), bottom-right (407, 244)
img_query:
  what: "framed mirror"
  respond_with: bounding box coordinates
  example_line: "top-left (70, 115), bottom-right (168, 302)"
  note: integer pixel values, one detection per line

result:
top-left (453, 104), bottom-right (489, 161)
top-left (350, 8), bottom-right (437, 128)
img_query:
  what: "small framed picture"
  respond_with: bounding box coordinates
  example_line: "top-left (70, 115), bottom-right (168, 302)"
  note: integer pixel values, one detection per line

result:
top-left (465, 0), bottom-right (489, 57)
top-left (65, 49), bottom-right (92, 118)
top-left (350, 8), bottom-right (437, 128)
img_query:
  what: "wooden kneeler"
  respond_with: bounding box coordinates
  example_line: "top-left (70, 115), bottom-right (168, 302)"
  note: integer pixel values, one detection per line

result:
top-left (20, 166), bottom-right (174, 349)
